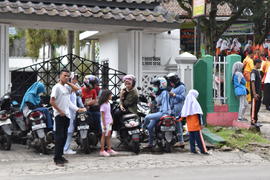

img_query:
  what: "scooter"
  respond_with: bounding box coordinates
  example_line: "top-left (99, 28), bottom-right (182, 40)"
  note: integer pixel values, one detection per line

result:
top-left (26, 110), bottom-right (53, 154)
top-left (75, 111), bottom-right (99, 154)
top-left (0, 110), bottom-right (12, 150)
top-left (155, 115), bottom-right (178, 153)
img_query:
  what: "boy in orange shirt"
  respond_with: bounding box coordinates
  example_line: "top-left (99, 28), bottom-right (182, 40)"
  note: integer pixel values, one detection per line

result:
top-left (180, 89), bottom-right (208, 155)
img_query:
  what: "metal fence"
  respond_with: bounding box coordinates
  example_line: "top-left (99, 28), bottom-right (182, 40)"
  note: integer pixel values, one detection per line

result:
top-left (213, 55), bottom-right (227, 104)
top-left (10, 54), bottom-right (126, 103)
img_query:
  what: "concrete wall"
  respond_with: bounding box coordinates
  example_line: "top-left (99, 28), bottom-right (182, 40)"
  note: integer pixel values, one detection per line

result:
top-left (99, 33), bottom-right (119, 70)
top-left (142, 29), bottom-right (180, 66)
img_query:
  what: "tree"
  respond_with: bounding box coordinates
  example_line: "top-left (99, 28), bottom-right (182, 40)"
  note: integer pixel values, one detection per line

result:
top-left (244, 0), bottom-right (270, 45)
top-left (177, 0), bottom-right (251, 55)
top-left (25, 29), bottom-right (66, 59)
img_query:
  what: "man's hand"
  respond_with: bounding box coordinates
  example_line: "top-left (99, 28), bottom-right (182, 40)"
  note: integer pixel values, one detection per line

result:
top-left (77, 108), bottom-right (87, 113)
top-left (169, 92), bottom-right (175, 97)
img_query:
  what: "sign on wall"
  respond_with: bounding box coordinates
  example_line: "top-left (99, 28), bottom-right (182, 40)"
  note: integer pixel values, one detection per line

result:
top-left (223, 23), bottom-right (254, 36)
top-left (180, 29), bottom-right (195, 53)
top-left (192, 0), bottom-right (206, 17)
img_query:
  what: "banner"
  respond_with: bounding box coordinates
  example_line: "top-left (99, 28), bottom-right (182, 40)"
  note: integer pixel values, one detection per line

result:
top-left (223, 23), bottom-right (254, 36)
top-left (192, 0), bottom-right (206, 17)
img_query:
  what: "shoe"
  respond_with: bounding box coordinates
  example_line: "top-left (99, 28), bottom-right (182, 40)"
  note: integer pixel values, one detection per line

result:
top-left (100, 150), bottom-right (110, 157)
top-left (201, 152), bottom-right (210, 155)
top-left (54, 159), bottom-right (65, 167)
top-left (238, 118), bottom-right (248, 122)
top-left (64, 149), bottom-right (77, 155)
top-left (60, 157), bottom-right (69, 163)
top-left (174, 142), bottom-right (185, 148)
top-left (143, 144), bottom-right (153, 149)
top-left (107, 149), bottom-right (118, 155)
top-left (190, 151), bottom-right (198, 154)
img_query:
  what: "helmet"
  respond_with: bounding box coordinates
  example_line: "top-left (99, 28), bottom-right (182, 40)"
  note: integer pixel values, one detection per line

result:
top-left (84, 75), bottom-right (99, 88)
top-left (151, 77), bottom-right (167, 90)
top-left (123, 74), bottom-right (136, 87)
top-left (166, 73), bottom-right (180, 85)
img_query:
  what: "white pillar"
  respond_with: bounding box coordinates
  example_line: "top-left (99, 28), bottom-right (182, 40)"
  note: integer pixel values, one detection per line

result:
top-left (127, 30), bottom-right (142, 86)
top-left (0, 24), bottom-right (10, 97)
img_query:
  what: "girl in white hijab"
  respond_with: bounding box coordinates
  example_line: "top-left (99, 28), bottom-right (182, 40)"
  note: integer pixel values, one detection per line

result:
top-left (230, 38), bottom-right (241, 54)
top-left (216, 38), bottom-right (223, 56)
top-left (180, 90), bottom-right (208, 154)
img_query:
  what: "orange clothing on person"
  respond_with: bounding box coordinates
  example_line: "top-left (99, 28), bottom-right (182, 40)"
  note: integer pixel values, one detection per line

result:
top-left (181, 114), bottom-right (202, 132)
top-left (243, 55), bottom-right (254, 102)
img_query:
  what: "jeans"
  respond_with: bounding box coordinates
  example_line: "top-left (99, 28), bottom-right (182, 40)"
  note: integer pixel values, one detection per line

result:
top-left (176, 121), bottom-right (184, 143)
top-left (189, 131), bottom-right (207, 153)
top-left (34, 107), bottom-right (53, 130)
top-left (54, 115), bottom-right (70, 161)
top-left (144, 112), bottom-right (163, 145)
top-left (238, 95), bottom-right (248, 120)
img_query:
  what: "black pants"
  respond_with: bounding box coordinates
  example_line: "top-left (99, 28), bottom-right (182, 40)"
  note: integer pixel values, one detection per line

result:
top-left (251, 97), bottom-right (262, 123)
top-left (54, 115), bottom-right (70, 161)
top-left (112, 108), bottom-right (130, 131)
top-left (189, 131), bottom-right (207, 153)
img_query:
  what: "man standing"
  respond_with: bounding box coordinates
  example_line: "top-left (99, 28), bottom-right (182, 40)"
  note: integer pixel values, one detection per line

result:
top-left (50, 70), bottom-right (86, 166)
top-left (250, 59), bottom-right (262, 127)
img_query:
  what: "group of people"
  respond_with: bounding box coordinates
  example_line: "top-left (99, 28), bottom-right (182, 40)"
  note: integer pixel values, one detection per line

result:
top-left (20, 69), bottom-right (209, 167)
top-left (216, 38), bottom-right (270, 58)
top-left (232, 49), bottom-right (270, 126)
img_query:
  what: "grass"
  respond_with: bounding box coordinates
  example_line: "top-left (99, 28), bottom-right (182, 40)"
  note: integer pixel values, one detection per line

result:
top-left (207, 126), bottom-right (270, 149)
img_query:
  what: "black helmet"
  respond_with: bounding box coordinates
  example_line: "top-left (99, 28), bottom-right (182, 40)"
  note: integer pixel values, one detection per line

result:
top-left (166, 73), bottom-right (180, 85)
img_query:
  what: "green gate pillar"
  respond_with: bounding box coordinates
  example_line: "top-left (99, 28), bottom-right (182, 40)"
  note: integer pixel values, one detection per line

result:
top-left (193, 55), bottom-right (214, 122)
top-left (225, 54), bottom-right (241, 112)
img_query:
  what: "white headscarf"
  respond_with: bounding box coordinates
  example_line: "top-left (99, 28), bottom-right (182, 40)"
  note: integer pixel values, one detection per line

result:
top-left (216, 38), bottom-right (223, 49)
top-left (231, 38), bottom-right (241, 52)
top-left (181, 89), bottom-right (203, 117)
top-left (244, 40), bottom-right (252, 52)
top-left (220, 40), bottom-right (229, 52)
top-left (232, 62), bottom-right (244, 83)
top-left (265, 67), bottom-right (270, 84)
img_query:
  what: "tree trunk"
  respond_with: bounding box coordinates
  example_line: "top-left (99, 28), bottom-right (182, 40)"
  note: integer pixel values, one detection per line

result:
top-left (67, 31), bottom-right (74, 54)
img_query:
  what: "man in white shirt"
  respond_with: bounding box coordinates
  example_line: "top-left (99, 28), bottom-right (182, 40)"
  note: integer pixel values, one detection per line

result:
top-left (50, 69), bottom-right (86, 166)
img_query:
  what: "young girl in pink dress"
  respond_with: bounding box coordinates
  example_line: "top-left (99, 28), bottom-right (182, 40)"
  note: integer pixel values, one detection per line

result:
top-left (98, 90), bottom-right (118, 157)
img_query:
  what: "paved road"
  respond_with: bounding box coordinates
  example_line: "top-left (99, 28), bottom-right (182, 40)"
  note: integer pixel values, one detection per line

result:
top-left (6, 164), bottom-right (270, 180)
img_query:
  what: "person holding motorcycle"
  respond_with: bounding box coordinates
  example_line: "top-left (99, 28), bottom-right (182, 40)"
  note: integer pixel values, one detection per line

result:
top-left (143, 77), bottom-right (171, 148)
top-left (63, 72), bottom-right (81, 155)
top-left (20, 82), bottom-right (53, 130)
top-left (166, 73), bottom-right (186, 148)
top-left (81, 75), bottom-right (101, 136)
top-left (113, 75), bottom-right (138, 131)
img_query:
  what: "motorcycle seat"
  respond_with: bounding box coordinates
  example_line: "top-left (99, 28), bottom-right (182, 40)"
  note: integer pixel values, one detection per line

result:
top-left (122, 114), bottom-right (138, 120)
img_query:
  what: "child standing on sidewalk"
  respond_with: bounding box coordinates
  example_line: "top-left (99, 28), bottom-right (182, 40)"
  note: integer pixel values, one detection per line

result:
top-left (180, 89), bottom-right (208, 155)
top-left (98, 90), bottom-right (118, 157)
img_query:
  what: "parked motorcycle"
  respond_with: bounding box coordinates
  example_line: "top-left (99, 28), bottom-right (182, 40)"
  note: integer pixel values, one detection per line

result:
top-left (26, 110), bottom-right (53, 154)
top-left (155, 115), bottom-right (178, 153)
top-left (75, 111), bottom-right (99, 154)
top-left (0, 110), bottom-right (12, 150)
top-left (111, 95), bottom-right (141, 154)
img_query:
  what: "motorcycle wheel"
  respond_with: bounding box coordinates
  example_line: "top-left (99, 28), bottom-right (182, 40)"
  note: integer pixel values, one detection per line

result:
top-left (82, 138), bottom-right (90, 154)
top-left (0, 134), bottom-right (12, 150)
top-left (164, 142), bottom-right (172, 153)
top-left (131, 141), bottom-right (140, 154)
top-left (39, 138), bottom-right (48, 154)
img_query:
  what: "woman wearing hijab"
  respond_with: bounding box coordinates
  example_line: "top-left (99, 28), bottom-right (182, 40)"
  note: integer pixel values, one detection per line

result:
top-left (230, 38), bottom-right (241, 55)
top-left (232, 62), bottom-right (248, 121)
top-left (220, 40), bottom-right (229, 56)
top-left (20, 82), bottom-right (53, 130)
top-left (244, 40), bottom-right (252, 56)
top-left (180, 90), bottom-right (208, 155)
top-left (216, 39), bottom-right (223, 56)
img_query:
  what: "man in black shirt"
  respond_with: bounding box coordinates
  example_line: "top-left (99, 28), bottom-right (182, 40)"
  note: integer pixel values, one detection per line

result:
top-left (250, 59), bottom-right (262, 127)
